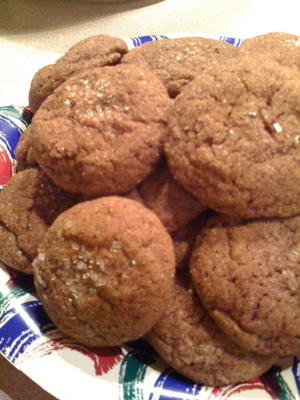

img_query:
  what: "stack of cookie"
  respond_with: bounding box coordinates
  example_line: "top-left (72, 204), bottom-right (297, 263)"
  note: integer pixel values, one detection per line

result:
top-left (0, 32), bottom-right (299, 387)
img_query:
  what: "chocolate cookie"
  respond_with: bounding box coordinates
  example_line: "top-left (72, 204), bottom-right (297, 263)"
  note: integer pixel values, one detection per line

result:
top-left (30, 64), bottom-right (171, 197)
top-left (29, 34), bottom-right (128, 112)
top-left (165, 56), bottom-right (300, 219)
top-left (190, 214), bottom-right (300, 356)
top-left (240, 32), bottom-right (300, 69)
top-left (147, 278), bottom-right (276, 386)
top-left (137, 161), bottom-right (205, 232)
top-left (0, 168), bottom-right (79, 274)
top-left (122, 37), bottom-right (237, 97)
top-left (33, 196), bottom-right (175, 347)
top-left (15, 126), bottom-right (37, 171)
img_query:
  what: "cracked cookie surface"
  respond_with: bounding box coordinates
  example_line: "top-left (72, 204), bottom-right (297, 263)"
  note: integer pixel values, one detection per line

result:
top-left (147, 278), bottom-right (276, 386)
top-left (240, 32), bottom-right (300, 70)
top-left (122, 37), bottom-right (237, 97)
top-left (30, 64), bottom-right (171, 197)
top-left (165, 56), bottom-right (300, 218)
top-left (0, 168), bottom-right (79, 273)
top-left (137, 161), bottom-right (205, 232)
top-left (190, 214), bottom-right (300, 356)
top-left (29, 34), bottom-right (128, 112)
top-left (33, 196), bottom-right (175, 347)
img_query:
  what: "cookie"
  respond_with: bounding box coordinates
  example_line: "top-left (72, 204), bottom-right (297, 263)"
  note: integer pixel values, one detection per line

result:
top-left (240, 32), bottom-right (300, 69)
top-left (0, 168), bottom-right (79, 274)
top-left (122, 37), bottom-right (237, 97)
top-left (190, 214), bottom-right (300, 356)
top-left (29, 34), bottom-right (128, 112)
top-left (147, 278), bottom-right (276, 386)
top-left (124, 188), bottom-right (144, 204)
top-left (15, 126), bottom-right (37, 171)
top-left (137, 161), bottom-right (205, 232)
top-left (172, 212), bottom-right (210, 269)
top-left (165, 56), bottom-right (300, 219)
top-left (33, 196), bottom-right (175, 347)
top-left (30, 64), bottom-right (171, 197)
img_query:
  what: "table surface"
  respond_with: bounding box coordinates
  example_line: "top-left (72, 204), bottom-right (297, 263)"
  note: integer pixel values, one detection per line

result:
top-left (0, 355), bottom-right (57, 400)
top-left (1, 0), bottom-right (300, 398)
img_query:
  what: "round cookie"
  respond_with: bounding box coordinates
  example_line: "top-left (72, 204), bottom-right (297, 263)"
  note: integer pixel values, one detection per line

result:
top-left (240, 32), bottom-right (300, 69)
top-left (147, 278), bottom-right (276, 386)
top-left (137, 161), bottom-right (205, 232)
top-left (190, 214), bottom-right (300, 357)
top-left (165, 56), bottom-right (300, 219)
top-left (33, 196), bottom-right (175, 347)
top-left (15, 126), bottom-right (37, 171)
top-left (30, 64), bottom-right (171, 197)
top-left (29, 34), bottom-right (128, 112)
top-left (122, 37), bottom-right (237, 97)
top-left (0, 168), bottom-right (79, 274)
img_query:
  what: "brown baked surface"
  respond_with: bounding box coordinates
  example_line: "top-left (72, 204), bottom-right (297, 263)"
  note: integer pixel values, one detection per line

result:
top-left (15, 126), bottom-right (38, 171)
top-left (30, 64), bottom-right (171, 197)
top-left (0, 168), bottom-right (79, 274)
top-left (137, 161), bottom-right (205, 232)
top-left (5, 33), bottom-right (300, 387)
top-left (240, 32), bottom-right (300, 69)
top-left (171, 212), bottom-right (209, 269)
top-left (190, 214), bottom-right (300, 356)
top-left (147, 278), bottom-right (276, 386)
top-left (122, 37), bottom-right (237, 97)
top-left (33, 196), bottom-right (175, 347)
top-left (165, 56), bottom-right (300, 219)
top-left (29, 34), bottom-right (128, 112)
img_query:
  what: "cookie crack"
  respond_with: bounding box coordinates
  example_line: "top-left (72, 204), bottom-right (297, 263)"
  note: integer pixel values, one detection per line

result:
top-left (0, 220), bottom-right (32, 264)
top-left (212, 309), bottom-right (270, 351)
top-left (148, 330), bottom-right (182, 366)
